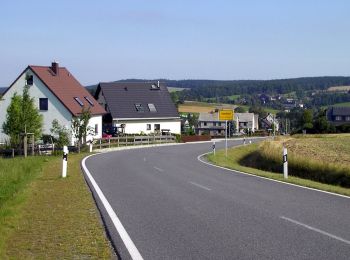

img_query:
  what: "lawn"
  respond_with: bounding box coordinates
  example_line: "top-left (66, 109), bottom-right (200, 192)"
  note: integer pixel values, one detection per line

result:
top-left (206, 135), bottom-right (350, 196)
top-left (0, 154), bottom-right (113, 259)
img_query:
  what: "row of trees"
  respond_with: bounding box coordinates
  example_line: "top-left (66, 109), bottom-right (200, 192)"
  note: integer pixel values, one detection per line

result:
top-left (2, 86), bottom-right (92, 150)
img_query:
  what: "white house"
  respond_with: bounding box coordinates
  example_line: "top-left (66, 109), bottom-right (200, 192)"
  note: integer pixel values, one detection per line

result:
top-left (95, 82), bottom-right (181, 135)
top-left (0, 62), bottom-right (106, 145)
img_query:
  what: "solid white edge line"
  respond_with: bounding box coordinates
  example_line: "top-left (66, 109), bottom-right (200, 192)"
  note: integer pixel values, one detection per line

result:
top-left (82, 155), bottom-right (144, 260)
top-left (189, 181), bottom-right (212, 191)
top-left (154, 166), bottom-right (164, 172)
top-left (280, 216), bottom-right (350, 245)
top-left (197, 152), bottom-right (350, 199)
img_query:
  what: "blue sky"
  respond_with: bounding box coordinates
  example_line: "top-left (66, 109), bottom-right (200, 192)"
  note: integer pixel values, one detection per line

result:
top-left (1, 0), bottom-right (349, 85)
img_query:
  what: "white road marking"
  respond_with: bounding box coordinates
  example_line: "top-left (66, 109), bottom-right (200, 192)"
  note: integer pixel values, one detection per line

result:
top-left (280, 216), bottom-right (350, 245)
top-left (189, 181), bottom-right (212, 191)
top-left (197, 152), bottom-right (350, 199)
top-left (154, 166), bottom-right (164, 172)
top-left (82, 155), bottom-right (144, 260)
top-left (143, 157), bottom-right (146, 162)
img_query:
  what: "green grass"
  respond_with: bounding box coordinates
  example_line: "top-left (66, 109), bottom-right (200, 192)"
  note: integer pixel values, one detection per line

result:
top-left (0, 157), bottom-right (47, 255)
top-left (0, 154), bottom-right (113, 259)
top-left (321, 102), bottom-right (350, 109)
top-left (206, 143), bottom-right (350, 196)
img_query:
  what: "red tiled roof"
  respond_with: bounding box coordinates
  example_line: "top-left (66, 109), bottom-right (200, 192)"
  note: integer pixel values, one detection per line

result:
top-left (29, 65), bottom-right (105, 116)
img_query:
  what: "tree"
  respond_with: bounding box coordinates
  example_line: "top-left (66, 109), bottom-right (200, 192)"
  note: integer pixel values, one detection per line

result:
top-left (50, 119), bottom-right (70, 147)
top-left (234, 106), bottom-right (246, 113)
top-left (302, 109), bottom-right (314, 131)
top-left (2, 87), bottom-right (43, 146)
top-left (71, 107), bottom-right (92, 152)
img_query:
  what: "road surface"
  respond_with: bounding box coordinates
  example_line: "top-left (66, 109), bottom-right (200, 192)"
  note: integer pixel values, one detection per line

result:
top-left (83, 139), bottom-right (350, 260)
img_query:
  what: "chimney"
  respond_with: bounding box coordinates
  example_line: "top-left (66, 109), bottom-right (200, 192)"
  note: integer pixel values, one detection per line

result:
top-left (51, 61), bottom-right (59, 75)
top-left (157, 80), bottom-right (160, 88)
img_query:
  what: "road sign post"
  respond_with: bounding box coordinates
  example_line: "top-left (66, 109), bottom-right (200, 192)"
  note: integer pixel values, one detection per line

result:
top-left (283, 147), bottom-right (288, 179)
top-left (212, 141), bottom-right (216, 155)
top-left (225, 120), bottom-right (228, 157)
top-left (62, 146), bottom-right (68, 178)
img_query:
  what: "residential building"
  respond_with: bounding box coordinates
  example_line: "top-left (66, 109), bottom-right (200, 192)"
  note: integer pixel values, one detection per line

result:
top-left (260, 113), bottom-right (279, 132)
top-left (197, 111), bottom-right (258, 136)
top-left (0, 62), bottom-right (105, 144)
top-left (327, 106), bottom-right (350, 126)
top-left (95, 82), bottom-right (181, 134)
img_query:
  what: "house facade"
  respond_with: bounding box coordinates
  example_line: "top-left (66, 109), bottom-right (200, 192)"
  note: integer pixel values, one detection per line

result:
top-left (0, 62), bottom-right (105, 145)
top-left (197, 111), bottom-right (258, 136)
top-left (95, 82), bottom-right (181, 135)
top-left (327, 106), bottom-right (350, 126)
top-left (260, 113), bottom-right (279, 132)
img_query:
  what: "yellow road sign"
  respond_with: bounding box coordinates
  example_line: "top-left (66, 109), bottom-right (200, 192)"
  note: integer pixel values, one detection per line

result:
top-left (219, 110), bottom-right (234, 121)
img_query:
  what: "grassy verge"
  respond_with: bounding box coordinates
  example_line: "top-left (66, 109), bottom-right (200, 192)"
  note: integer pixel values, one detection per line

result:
top-left (0, 154), bottom-right (113, 259)
top-left (0, 157), bottom-right (47, 255)
top-left (206, 143), bottom-right (350, 196)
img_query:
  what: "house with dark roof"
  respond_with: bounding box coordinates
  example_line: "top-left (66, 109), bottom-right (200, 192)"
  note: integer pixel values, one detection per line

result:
top-left (327, 106), bottom-right (350, 126)
top-left (95, 82), bottom-right (181, 134)
top-left (0, 62), bottom-right (105, 144)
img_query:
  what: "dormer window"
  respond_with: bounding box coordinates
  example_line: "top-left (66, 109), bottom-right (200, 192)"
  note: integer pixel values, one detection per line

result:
top-left (148, 103), bottom-right (157, 112)
top-left (26, 75), bottom-right (33, 86)
top-left (74, 97), bottom-right (84, 106)
top-left (84, 96), bottom-right (94, 106)
top-left (135, 103), bottom-right (144, 112)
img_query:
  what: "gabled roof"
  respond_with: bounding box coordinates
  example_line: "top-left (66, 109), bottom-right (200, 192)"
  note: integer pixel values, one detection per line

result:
top-left (96, 82), bottom-right (179, 119)
top-left (29, 65), bottom-right (105, 116)
top-left (328, 106), bottom-right (350, 116)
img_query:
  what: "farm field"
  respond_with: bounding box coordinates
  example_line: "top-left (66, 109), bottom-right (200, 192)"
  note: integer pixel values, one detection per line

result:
top-left (327, 86), bottom-right (350, 92)
top-left (167, 87), bottom-right (189, 92)
top-left (178, 101), bottom-right (280, 114)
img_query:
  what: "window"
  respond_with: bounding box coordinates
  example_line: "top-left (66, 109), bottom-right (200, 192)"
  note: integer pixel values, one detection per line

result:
top-left (84, 96), bottom-right (94, 106)
top-left (335, 116), bottom-right (342, 121)
top-left (213, 122), bottom-right (216, 126)
top-left (218, 122), bottom-right (221, 126)
top-left (204, 122), bottom-right (207, 126)
top-left (154, 124), bottom-right (160, 131)
top-left (26, 75), bottom-right (33, 86)
top-left (148, 103), bottom-right (157, 112)
top-left (95, 124), bottom-right (98, 134)
top-left (346, 116), bottom-right (350, 121)
top-left (74, 97), bottom-right (84, 106)
top-left (135, 103), bottom-right (144, 112)
top-left (147, 124), bottom-right (151, 130)
top-left (39, 98), bottom-right (48, 111)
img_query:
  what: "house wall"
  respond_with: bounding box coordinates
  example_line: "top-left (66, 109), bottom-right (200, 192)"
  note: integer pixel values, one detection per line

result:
top-left (0, 68), bottom-right (72, 143)
top-left (86, 115), bottom-right (103, 142)
top-left (113, 119), bottom-right (181, 135)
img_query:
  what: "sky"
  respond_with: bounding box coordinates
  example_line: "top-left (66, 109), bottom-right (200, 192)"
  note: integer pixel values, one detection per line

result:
top-left (1, 0), bottom-right (350, 86)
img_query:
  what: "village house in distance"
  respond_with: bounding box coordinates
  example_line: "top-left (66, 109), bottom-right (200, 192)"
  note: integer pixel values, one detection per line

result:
top-left (0, 62), bottom-right (106, 144)
top-left (95, 82), bottom-right (181, 135)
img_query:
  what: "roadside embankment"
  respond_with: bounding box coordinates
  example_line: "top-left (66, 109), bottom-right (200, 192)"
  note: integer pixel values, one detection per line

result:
top-left (206, 134), bottom-right (350, 196)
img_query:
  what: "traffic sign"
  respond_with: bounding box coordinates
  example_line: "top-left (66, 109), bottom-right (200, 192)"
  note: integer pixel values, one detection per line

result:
top-left (219, 110), bottom-right (234, 121)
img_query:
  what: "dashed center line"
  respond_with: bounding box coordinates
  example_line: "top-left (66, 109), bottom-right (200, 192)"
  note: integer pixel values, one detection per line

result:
top-left (153, 166), bottom-right (164, 172)
top-left (280, 216), bottom-right (350, 245)
top-left (189, 181), bottom-right (212, 191)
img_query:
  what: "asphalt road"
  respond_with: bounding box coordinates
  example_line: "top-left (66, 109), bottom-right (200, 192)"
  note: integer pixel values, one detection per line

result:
top-left (84, 139), bottom-right (350, 260)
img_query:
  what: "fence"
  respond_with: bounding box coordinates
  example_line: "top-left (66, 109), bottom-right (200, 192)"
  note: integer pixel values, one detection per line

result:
top-left (0, 145), bottom-right (78, 158)
top-left (93, 135), bottom-right (176, 150)
top-left (0, 135), bottom-right (176, 158)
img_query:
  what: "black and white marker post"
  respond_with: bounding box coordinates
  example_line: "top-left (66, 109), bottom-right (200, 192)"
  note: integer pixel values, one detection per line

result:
top-left (62, 146), bottom-right (68, 178)
top-left (283, 146), bottom-right (288, 179)
top-left (212, 141), bottom-right (216, 155)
